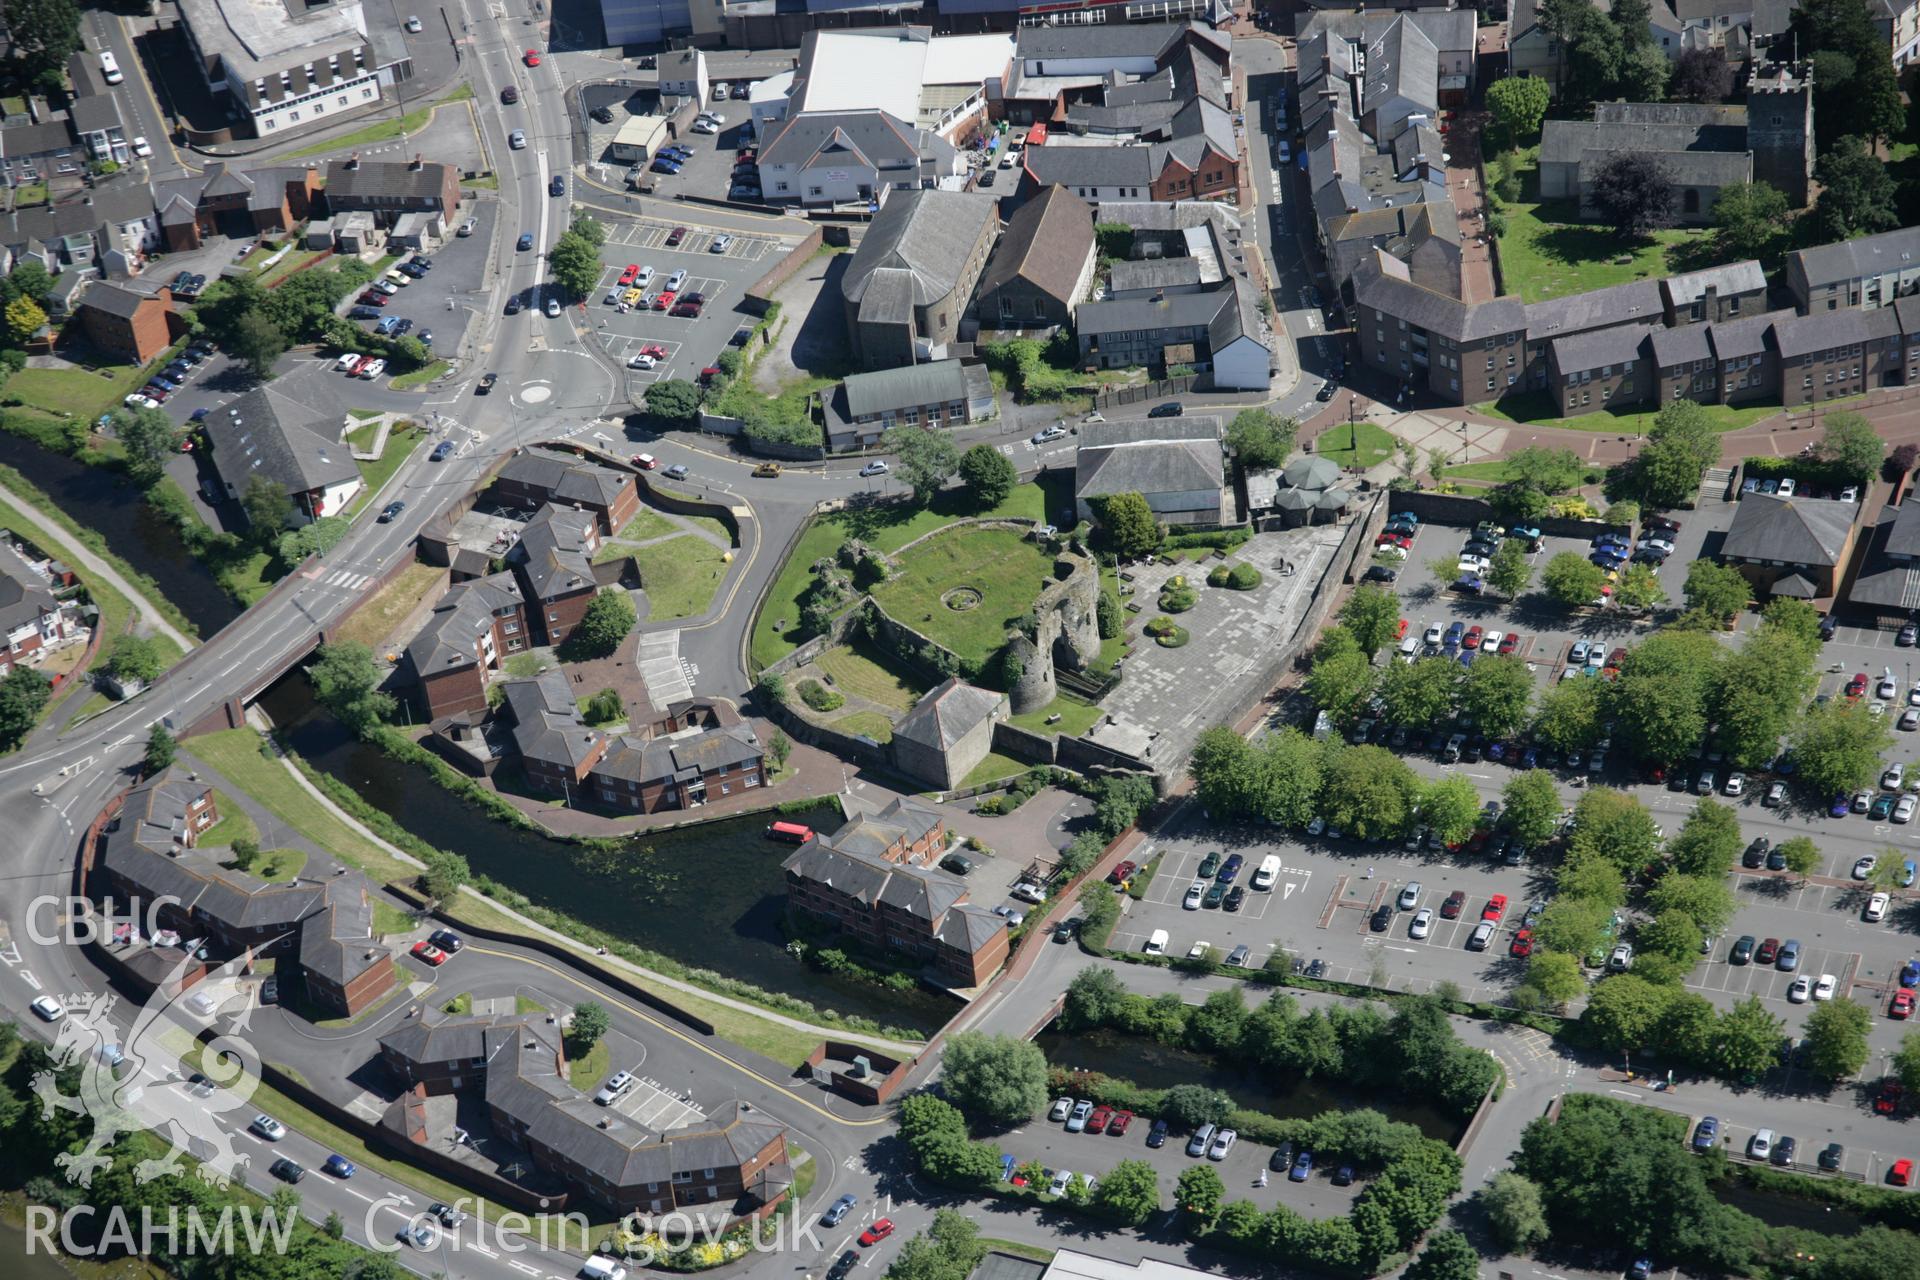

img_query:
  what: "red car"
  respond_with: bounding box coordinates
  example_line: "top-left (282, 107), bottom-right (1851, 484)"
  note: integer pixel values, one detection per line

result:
top-left (1847, 673), bottom-right (1869, 699)
top-left (410, 941), bottom-right (448, 967)
top-left (1107, 860), bottom-right (1138, 886)
top-left (638, 342), bottom-right (668, 359)
top-left (1482, 894), bottom-right (1508, 922)
top-left (359, 291), bottom-right (390, 306)
top-left (1894, 1158), bottom-right (1915, 1186)
top-left (653, 290), bottom-right (677, 311)
top-left (698, 365), bottom-right (723, 385)
top-left (1509, 928), bottom-right (1533, 958)
top-left (1440, 889), bottom-right (1466, 919)
top-left (859, 1219), bottom-right (894, 1246)
top-left (1107, 1109), bottom-right (1134, 1135)
top-left (671, 301), bottom-right (703, 317)
top-left (1462, 626), bottom-right (1483, 650)
top-left (1894, 991), bottom-right (1915, 1019)
top-left (1498, 632), bottom-right (1522, 655)
top-left (1085, 1105), bottom-right (1112, 1134)
top-left (1606, 647), bottom-right (1628, 668)
top-left (1377, 532), bottom-right (1411, 549)
top-left (1394, 618), bottom-right (1409, 640)
top-left (617, 263), bottom-right (640, 286)
top-left (524, 48), bottom-right (541, 65)
top-left (1756, 938), bottom-right (1780, 965)
top-left (666, 226), bottom-right (689, 246)
top-left (1878, 1082), bottom-right (1906, 1115)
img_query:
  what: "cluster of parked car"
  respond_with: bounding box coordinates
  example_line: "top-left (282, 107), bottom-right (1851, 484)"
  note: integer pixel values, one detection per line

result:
top-left (1049, 1096), bottom-right (1139, 1138)
top-left (333, 352), bottom-right (387, 381)
top-left (1180, 850), bottom-right (1252, 913)
top-left (167, 269), bottom-right (208, 297)
top-left (649, 142), bottom-right (695, 175)
top-left (1741, 474), bottom-right (1859, 504)
top-left (123, 339), bottom-right (216, 410)
top-left (1589, 514), bottom-right (1682, 574)
top-left (731, 146), bottom-right (761, 201)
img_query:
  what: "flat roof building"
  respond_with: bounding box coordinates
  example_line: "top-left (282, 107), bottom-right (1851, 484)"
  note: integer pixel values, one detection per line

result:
top-left (176, 0), bottom-right (392, 139)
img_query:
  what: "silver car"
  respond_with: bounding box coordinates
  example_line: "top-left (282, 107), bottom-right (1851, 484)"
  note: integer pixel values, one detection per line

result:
top-left (1065, 1099), bottom-right (1094, 1132)
top-left (1409, 908), bottom-right (1434, 939)
top-left (1397, 882), bottom-right (1421, 910)
top-left (593, 1071), bottom-right (635, 1106)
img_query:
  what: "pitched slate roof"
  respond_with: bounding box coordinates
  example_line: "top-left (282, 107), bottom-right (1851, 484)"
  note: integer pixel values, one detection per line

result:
top-left (1353, 252), bottom-right (1526, 342)
top-left (1772, 306), bottom-right (1901, 360)
top-left (782, 841), bottom-right (968, 920)
top-left (1025, 144), bottom-right (1156, 190)
top-left (1539, 119), bottom-right (1747, 167)
top-left (495, 449), bottom-right (633, 512)
top-left (977, 185), bottom-right (1093, 308)
top-left (1524, 277), bottom-right (1665, 341)
top-left (501, 669), bottom-right (603, 771)
top-left (1110, 257), bottom-right (1202, 295)
top-left (895, 679), bottom-right (1004, 753)
top-left (842, 359), bottom-right (970, 419)
top-left (1550, 323), bottom-right (1656, 374)
top-left (1075, 416), bottom-right (1224, 500)
top-left (79, 280), bottom-right (162, 320)
top-left (1660, 260), bottom-right (1766, 310)
top-left (0, 543), bottom-right (59, 634)
top-left (324, 158), bottom-right (453, 203)
top-left (1722, 494), bottom-right (1857, 568)
top-left (1790, 225), bottom-right (1920, 290)
top-left (1651, 322), bottom-right (1712, 368)
top-left (1361, 17), bottom-right (1439, 117)
top-left (513, 504), bottom-right (597, 601)
top-left (405, 572), bottom-right (523, 676)
top-left (1706, 307), bottom-right (1794, 361)
top-left (842, 190), bottom-right (995, 311)
top-left (204, 387), bottom-right (359, 496)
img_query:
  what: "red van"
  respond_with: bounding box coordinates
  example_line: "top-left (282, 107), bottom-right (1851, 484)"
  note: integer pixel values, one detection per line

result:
top-left (767, 821), bottom-right (813, 844)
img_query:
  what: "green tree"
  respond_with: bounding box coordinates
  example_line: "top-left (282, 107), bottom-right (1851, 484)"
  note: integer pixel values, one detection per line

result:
top-left (230, 837), bottom-right (260, 871)
top-left (1665, 799), bottom-right (1742, 877)
top-left (1645, 873), bottom-right (1737, 936)
top-left (1894, 1031), bottom-right (1920, 1093)
top-left (1089, 1159), bottom-right (1161, 1226)
top-left (143, 724), bottom-right (176, 774)
top-left (564, 592), bottom-right (637, 660)
top-left (1174, 1164), bottom-right (1225, 1227)
top-left (1714, 996), bottom-right (1786, 1078)
top-left (1777, 835), bottom-right (1821, 881)
top-left (548, 229), bottom-right (603, 300)
top-left (6, 0), bottom-right (82, 83)
top-left (1819, 411), bottom-right (1885, 485)
top-left (1225, 408), bottom-right (1297, 469)
top-left (1305, 630), bottom-right (1377, 726)
top-left (1486, 75), bottom-right (1551, 144)
top-left (1583, 974), bottom-right (1674, 1051)
top-left (1638, 909), bottom-right (1703, 964)
top-left (1376, 657), bottom-right (1459, 728)
top-left (107, 634), bottom-right (165, 687)
top-left (939, 1032), bottom-right (1048, 1125)
top-left (1458, 655), bottom-right (1533, 737)
top-left (1487, 538), bottom-right (1534, 599)
top-left (1568, 788), bottom-right (1660, 879)
top-left (1502, 770), bottom-right (1562, 848)
top-left (3, 295), bottom-right (47, 347)
top-left (420, 848), bottom-right (471, 902)
top-left (956, 444), bottom-right (1016, 509)
top-left (307, 641), bottom-right (393, 732)
top-left (1802, 998), bottom-right (1872, 1081)
top-left (1160, 1083), bottom-right (1231, 1129)
top-left (1542, 551), bottom-right (1606, 607)
top-left (1789, 698), bottom-right (1895, 796)
top-left (1614, 563), bottom-right (1666, 613)
top-left (583, 688), bottom-right (624, 725)
top-left (240, 476), bottom-right (293, 546)
top-left (1683, 559), bottom-right (1750, 623)
top-left (1531, 674), bottom-right (1605, 752)
top-left (1061, 965), bottom-right (1129, 1029)
top-left (1404, 1230), bottom-right (1479, 1280)
top-left (1420, 774), bottom-right (1482, 847)
top-left (1338, 584), bottom-right (1403, 657)
top-left (567, 1001), bottom-right (610, 1053)
top-left (1588, 151), bottom-right (1678, 239)
top-left (1521, 951), bottom-right (1588, 1010)
top-left (1636, 398), bottom-right (1718, 508)
top-left (1089, 491), bottom-right (1161, 558)
top-left (109, 405), bottom-right (178, 488)
top-left (1426, 554), bottom-right (1462, 588)
top-left (1556, 849), bottom-right (1627, 912)
top-left (231, 309), bottom-right (289, 379)
top-left (276, 516), bottom-right (352, 565)
top-left (1813, 135), bottom-right (1901, 240)
top-left (1480, 1172), bottom-right (1551, 1253)
top-left (879, 425), bottom-right (960, 504)
top-left (1761, 596), bottom-right (1824, 649)
top-left (645, 379), bottom-right (703, 423)
top-left (1319, 744), bottom-right (1421, 840)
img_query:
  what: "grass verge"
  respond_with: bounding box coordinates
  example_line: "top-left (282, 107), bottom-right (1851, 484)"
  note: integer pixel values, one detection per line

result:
top-left (961, 752), bottom-right (1027, 788)
top-left (1008, 693), bottom-right (1102, 737)
top-left (1311, 420), bottom-right (1396, 469)
top-left (567, 1040), bottom-right (610, 1090)
top-left (389, 360), bottom-right (451, 391)
top-left (331, 561), bottom-right (444, 651)
top-left (811, 640), bottom-right (929, 712)
top-left (830, 710), bottom-right (893, 742)
top-left (631, 534), bottom-right (730, 620)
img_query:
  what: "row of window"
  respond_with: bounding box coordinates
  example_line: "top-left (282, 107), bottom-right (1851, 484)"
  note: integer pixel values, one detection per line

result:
top-left (258, 82), bottom-right (378, 130)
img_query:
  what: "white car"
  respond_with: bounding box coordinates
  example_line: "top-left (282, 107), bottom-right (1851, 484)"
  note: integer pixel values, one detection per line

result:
top-left (358, 358), bottom-right (386, 380)
top-left (1788, 975), bottom-right (1812, 1002)
top-left (123, 394), bottom-right (159, 410)
top-left (710, 234), bottom-right (734, 253)
top-left (131, 136), bottom-right (152, 158)
top-left (1409, 907), bottom-right (1434, 939)
top-left (335, 352), bottom-right (362, 371)
top-left (1277, 140), bottom-right (1291, 163)
top-left (1883, 677), bottom-right (1901, 702)
top-left (509, 129), bottom-right (527, 149)
top-left (1723, 773), bottom-right (1745, 797)
top-left (593, 1071), bottom-right (636, 1105)
top-left (1867, 892), bottom-right (1891, 921)
top-left (1481, 630), bottom-right (1504, 653)
top-left (1183, 881), bottom-right (1205, 910)
top-left (1779, 478), bottom-right (1797, 497)
top-left (1898, 795), bottom-right (1917, 824)
top-left (699, 110), bottom-right (726, 124)
top-left (627, 353), bottom-right (657, 370)
top-left (250, 1115), bottom-right (287, 1141)
top-left (1457, 555), bottom-right (1491, 574)
top-left (404, 14), bottom-right (422, 30)
top-left (1010, 881), bottom-right (1046, 904)
top-left (1887, 763), bottom-right (1908, 790)
top-left (859, 461), bottom-right (889, 477)
top-left (1398, 882), bottom-right (1422, 910)
top-left (1374, 545), bottom-right (1408, 561)
top-left (1814, 973), bottom-right (1838, 1001)
top-left (1607, 943), bottom-right (1634, 971)
top-left (1750, 1129), bottom-right (1774, 1159)
top-left (458, 219), bottom-right (477, 236)
top-left (545, 298), bottom-right (561, 318)
top-left (1468, 921), bottom-right (1495, 950)
top-left (1186, 940), bottom-right (1209, 961)
top-left (1207, 1128), bottom-right (1237, 1160)
top-left (1046, 1169), bottom-right (1074, 1197)
top-left (1853, 856), bottom-right (1878, 880)
top-left (1032, 426), bottom-right (1068, 444)
top-left (691, 119), bottom-right (719, 134)
top-left (29, 995), bottom-right (63, 1022)
top-left (666, 269), bottom-right (688, 290)
top-left (1048, 1097), bottom-right (1074, 1122)
top-left (1422, 623), bottom-right (1442, 646)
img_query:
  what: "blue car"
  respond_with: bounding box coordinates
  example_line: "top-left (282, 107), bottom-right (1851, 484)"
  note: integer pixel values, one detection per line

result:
top-left (1693, 1116), bottom-right (1719, 1151)
top-left (1146, 1119), bottom-right (1169, 1148)
top-left (1904, 860), bottom-right (1918, 888)
top-left (150, 375), bottom-right (180, 391)
top-left (999, 1154), bottom-right (1016, 1182)
top-left (517, 232), bottom-right (534, 250)
top-left (1830, 793), bottom-right (1853, 818)
top-left (821, 1194), bottom-right (856, 1226)
top-left (1444, 622), bottom-right (1465, 647)
top-left (1595, 531), bottom-right (1630, 547)
top-left (1218, 854), bottom-right (1243, 883)
top-left (650, 159), bottom-right (682, 174)
top-left (1289, 1150), bottom-right (1313, 1182)
top-left (430, 441), bottom-right (454, 462)
top-left (1629, 1260), bottom-right (1652, 1280)
top-left (1901, 960), bottom-right (1920, 988)
top-left (1520, 746), bottom-right (1539, 769)
top-left (323, 1154), bottom-right (355, 1179)
top-left (188, 407), bottom-right (210, 422)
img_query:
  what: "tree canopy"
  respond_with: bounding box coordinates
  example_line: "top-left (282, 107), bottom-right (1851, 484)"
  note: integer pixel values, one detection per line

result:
top-left (956, 444), bottom-right (1016, 509)
top-left (880, 425), bottom-right (960, 504)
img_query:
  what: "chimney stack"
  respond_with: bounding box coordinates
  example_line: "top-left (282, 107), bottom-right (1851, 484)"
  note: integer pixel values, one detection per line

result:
top-left (347, 153), bottom-right (360, 169)
top-left (411, 153), bottom-right (423, 170)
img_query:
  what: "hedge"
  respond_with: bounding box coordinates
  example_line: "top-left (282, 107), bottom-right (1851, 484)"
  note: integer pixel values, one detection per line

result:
top-left (1164, 527), bottom-right (1252, 552)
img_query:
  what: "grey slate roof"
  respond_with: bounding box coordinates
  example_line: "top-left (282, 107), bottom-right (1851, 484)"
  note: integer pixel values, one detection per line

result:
top-left (324, 159), bottom-right (452, 204)
top-left (69, 94), bottom-right (123, 134)
top-left (1660, 260), bottom-right (1766, 310)
top-left (842, 190), bottom-right (995, 311)
top-left (1025, 144), bottom-right (1156, 190)
top-left (0, 544), bottom-right (59, 634)
top-left (1722, 494), bottom-right (1857, 568)
top-left (1551, 322), bottom-right (1656, 374)
top-left (758, 109), bottom-right (934, 175)
top-left (1076, 287), bottom-right (1230, 336)
top-left (1353, 252), bottom-right (1526, 342)
top-left (1887, 500), bottom-right (1920, 560)
top-left (1790, 225), bottom-right (1920, 290)
top-left (1539, 120), bottom-right (1747, 167)
top-left (1014, 21), bottom-right (1224, 64)
top-left (1576, 147), bottom-right (1750, 190)
top-left (977, 184), bottom-right (1093, 307)
top-left (1524, 277), bottom-right (1665, 341)
top-left (842, 359), bottom-right (970, 418)
top-left (1299, 9), bottom-right (1476, 55)
top-left (405, 572), bottom-right (523, 676)
top-left (1593, 101), bottom-right (1746, 127)
top-left (204, 386), bottom-right (359, 496)
top-left (1110, 257), bottom-right (1202, 295)
top-left (80, 280), bottom-right (161, 320)
top-left (1706, 307), bottom-right (1794, 361)
top-left (895, 679), bottom-right (1004, 752)
top-left (514, 504), bottom-right (598, 601)
top-left (1651, 322), bottom-right (1712, 368)
top-left (2, 120), bottom-right (75, 156)
top-left (502, 669), bottom-right (603, 771)
top-left (1772, 306), bottom-right (1902, 360)
top-left (1361, 18), bottom-right (1438, 117)
top-left (1075, 416), bottom-right (1224, 500)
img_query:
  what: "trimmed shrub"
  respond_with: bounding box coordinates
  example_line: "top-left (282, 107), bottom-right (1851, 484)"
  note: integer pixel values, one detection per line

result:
top-left (797, 679), bottom-right (844, 713)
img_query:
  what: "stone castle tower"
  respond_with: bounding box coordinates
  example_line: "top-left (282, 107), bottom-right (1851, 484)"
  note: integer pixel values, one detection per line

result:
top-left (1748, 63), bottom-right (1814, 210)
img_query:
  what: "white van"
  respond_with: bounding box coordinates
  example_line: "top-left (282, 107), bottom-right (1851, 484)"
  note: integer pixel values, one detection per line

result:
top-left (1144, 929), bottom-right (1169, 956)
top-left (99, 52), bottom-right (123, 84)
top-left (1252, 855), bottom-right (1280, 891)
top-left (581, 1258), bottom-right (627, 1280)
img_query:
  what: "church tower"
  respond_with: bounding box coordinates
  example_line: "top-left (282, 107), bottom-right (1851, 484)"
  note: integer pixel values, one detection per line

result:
top-left (1748, 63), bottom-right (1814, 210)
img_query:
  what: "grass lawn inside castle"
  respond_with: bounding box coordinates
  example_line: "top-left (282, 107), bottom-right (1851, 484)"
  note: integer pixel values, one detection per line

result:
top-left (868, 526), bottom-right (1058, 664)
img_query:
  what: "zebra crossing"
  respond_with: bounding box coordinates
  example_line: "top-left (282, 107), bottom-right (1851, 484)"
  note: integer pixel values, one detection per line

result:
top-left (316, 567), bottom-right (377, 592)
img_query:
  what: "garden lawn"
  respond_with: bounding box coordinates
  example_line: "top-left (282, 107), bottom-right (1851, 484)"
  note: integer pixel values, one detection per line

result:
top-left (961, 752), bottom-right (1027, 787)
top-left (1446, 458), bottom-right (1607, 486)
top-left (331, 562), bottom-right (444, 650)
top-left (567, 1040), bottom-right (611, 1090)
top-left (831, 711), bottom-right (894, 742)
top-left (7, 364), bottom-right (148, 420)
top-left (1471, 392), bottom-right (1781, 433)
top-left (1312, 420), bottom-right (1397, 469)
top-left (812, 641), bottom-right (929, 712)
top-left (632, 534), bottom-right (730, 620)
top-left (751, 482), bottom-right (1050, 670)
top-left (607, 508), bottom-right (681, 546)
top-left (1492, 148), bottom-right (1713, 303)
top-left (389, 360), bottom-right (451, 390)
top-left (197, 792), bottom-right (259, 849)
top-left (869, 526), bottom-right (1054, 665)
top-left (1008, 693), bottom-right (1103, 737)
top-left (348, 428), bottom-right (419, 513)
top-left (231, 848), bottom-right (307, 880)
top-left (254, 248), bottom-right (330, 287)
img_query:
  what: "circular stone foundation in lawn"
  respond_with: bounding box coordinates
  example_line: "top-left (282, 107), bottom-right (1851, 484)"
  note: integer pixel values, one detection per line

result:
top-left (867, 525), bottom-right (1056, 667)
top-left (942, 586), bottom-right (983, 611)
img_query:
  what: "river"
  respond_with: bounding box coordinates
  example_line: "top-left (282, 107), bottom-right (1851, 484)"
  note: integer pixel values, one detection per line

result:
top-left (1035, 1023), bottom-right (1465, 1143)
top-left (2, 440), bottom-right (236, 635)
top-left (258, 678), bottom-right (960, 1034)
